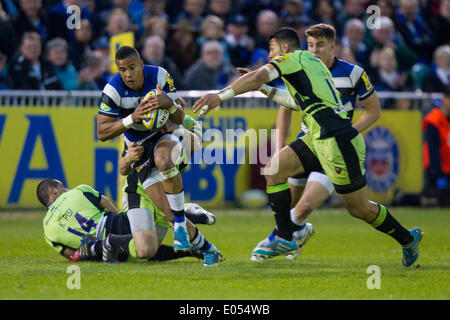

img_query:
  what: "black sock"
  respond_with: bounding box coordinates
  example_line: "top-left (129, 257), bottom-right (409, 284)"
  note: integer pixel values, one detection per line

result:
top-left (371, 204), bottom-right (413, 246)
top-left (108, 234), bottom-right (133, 254)
top-left (149, 244), bottom-right (191, 261)
top-left (267, 183), bottom-right (293, 241)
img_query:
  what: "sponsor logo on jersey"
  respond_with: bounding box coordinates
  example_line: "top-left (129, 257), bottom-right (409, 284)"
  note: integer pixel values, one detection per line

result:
top-left (272, 53), bottom-right (290, 65)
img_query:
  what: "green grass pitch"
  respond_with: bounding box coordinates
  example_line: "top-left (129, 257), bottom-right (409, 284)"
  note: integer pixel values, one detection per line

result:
top-left (0, 208), bottom-right (449, 300)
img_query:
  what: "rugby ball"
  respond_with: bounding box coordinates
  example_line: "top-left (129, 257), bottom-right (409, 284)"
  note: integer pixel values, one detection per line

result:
top-left (142, 88), bottom-right (170, 131)
top-left (238, 189), bottom-right (268, 209)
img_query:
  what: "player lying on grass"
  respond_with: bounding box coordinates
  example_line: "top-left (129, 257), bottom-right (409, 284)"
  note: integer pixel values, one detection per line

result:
top-left (193, 27), bottom-right (423, 267)
top-left (245, 23), bottom-right (382, 260)
top-left (37, 178), bottom-right (216, 263)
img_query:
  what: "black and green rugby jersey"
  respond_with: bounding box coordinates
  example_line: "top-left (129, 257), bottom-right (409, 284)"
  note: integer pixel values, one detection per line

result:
top-left (43, 185), bottom-right (107, 254)
top-left (270, 50), bottom-right (354, 139)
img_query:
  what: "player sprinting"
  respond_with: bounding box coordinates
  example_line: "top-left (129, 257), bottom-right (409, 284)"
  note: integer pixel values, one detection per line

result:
top-left (37, 179), bottom-right (214, 263)
top-left (96, 46), bottom-right (222, 265)
top-left (250, 23), bottom-right (383, 260)
top-left (193, 27), bottom-right (423, 267)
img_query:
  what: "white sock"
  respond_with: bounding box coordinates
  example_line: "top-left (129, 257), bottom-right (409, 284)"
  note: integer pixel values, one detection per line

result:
top-left (290, 208), bottom-right (305, 227)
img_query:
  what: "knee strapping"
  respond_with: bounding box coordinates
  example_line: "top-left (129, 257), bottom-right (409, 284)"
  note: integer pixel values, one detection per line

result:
top-left (161, 167), bottom-right (179, 180)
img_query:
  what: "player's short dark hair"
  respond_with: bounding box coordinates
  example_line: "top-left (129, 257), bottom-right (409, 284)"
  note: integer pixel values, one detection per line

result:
top-left (115, 46), bottom-right (140, 61)
top-left (269, 28), bottom-right (300, 49)
top-left (36, 179), bottom-right (61, 207)
top-left (305, 23), bottom-right (336, 42)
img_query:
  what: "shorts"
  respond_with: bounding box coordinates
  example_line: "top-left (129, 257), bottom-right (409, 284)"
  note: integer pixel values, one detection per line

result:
top-left (289, 129), bottom-right (366, 194)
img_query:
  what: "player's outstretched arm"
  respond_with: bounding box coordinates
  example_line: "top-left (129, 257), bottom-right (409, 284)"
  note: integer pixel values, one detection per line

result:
top-left (192, 64), bottom-right (275, 116)
top-left (353, 91), bottom-right (381, 133)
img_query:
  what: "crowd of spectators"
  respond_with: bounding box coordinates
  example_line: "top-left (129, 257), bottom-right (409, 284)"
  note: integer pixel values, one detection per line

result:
top-left (0, 0), bottom-right (448, 93)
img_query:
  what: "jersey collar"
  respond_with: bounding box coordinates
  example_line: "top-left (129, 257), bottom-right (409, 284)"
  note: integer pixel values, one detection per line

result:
top-left (329, 57), bottom-right (339, 71)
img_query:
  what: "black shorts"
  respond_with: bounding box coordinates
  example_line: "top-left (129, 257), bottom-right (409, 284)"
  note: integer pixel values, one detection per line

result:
top-left (105, 211), bottom-right (131, 235)
top-left (125, 132), bottom-right (164, 186)
top-left (288, 138), bottom-right (323, 176)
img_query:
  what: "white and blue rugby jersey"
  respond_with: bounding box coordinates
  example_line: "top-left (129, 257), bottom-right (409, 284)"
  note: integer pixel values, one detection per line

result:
top-left (98, 65), bottom-right (179, 145)
top-left (329, 57), bottom-right (374, 120)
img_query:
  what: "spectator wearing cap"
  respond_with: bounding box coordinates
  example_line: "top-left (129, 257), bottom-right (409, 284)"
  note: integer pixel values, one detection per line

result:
top-left (184, 40), bottom-right (237, 90)
top-left (394, 0), bottom-right (436, 63)
top-left (12, 0), bottom-right (48, 43)
top-left (225, 14), bottom-right (254, 68)
top-left (7, 31), bottom-right (61, 90)
top-left (45, 0), bottom-right (92, 43)
top-left (141, 35), bottom-right (185, 89)
top-left (173, 0), bottom-right (206, 32)
top-left (422, 86), bottom-right (450, 206)
top-left (253, 10), bottom-right (278, 51)
top-left (422, 45), bottom-right (450, 93)
top-left (166, 18), bottom-right (199, 74)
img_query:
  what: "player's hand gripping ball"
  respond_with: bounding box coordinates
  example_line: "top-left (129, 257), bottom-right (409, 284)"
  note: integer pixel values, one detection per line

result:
top-left (142, 88), bottom-right (170, 131)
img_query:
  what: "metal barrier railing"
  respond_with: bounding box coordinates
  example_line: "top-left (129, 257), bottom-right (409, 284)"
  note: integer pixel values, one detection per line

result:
top-left (0, 90), bottom-right (444, 113)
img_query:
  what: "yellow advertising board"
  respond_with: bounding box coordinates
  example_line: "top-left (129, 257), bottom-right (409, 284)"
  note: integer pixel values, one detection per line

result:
top-left (0, 106), bottom-right (422, 209)
top-left (109, 32), bottom-right (135, 74)
top-left (0, 107), bottom-right (122, 209)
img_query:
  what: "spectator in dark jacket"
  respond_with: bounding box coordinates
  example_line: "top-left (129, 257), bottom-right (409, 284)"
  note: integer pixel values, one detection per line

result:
top-left (12, 0), bottom-right (48, 43)
top-left (7, 31), bottom-right (61, 90)
top-left (184, 40), bottom-right (237, 90)
top-left (45, 0), bottom-right (91, 43)
top-left (394, 0), bottom-right (436, 63)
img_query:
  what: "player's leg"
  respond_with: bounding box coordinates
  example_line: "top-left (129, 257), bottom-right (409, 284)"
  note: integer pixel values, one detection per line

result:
top-left (263, 145), bottom-right (305, 241)
top-left (322, 132), bottom-right (422, 266)
top-left (250, 146), bottom-right (306, 260)
top-left (288, 176), bottom-right (307, 208)
top-left (154, 133), bottom-right (190, 251)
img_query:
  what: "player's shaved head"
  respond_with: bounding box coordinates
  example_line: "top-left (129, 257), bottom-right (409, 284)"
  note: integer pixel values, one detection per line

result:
top-left (115, 46), bottom-right (144, 91)
top-left (269, 27), bottom-right (300, 50)
top-left (115, 46), bottom-right (140, 61)
top-left (36, 179), bottom-right (64, 207)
